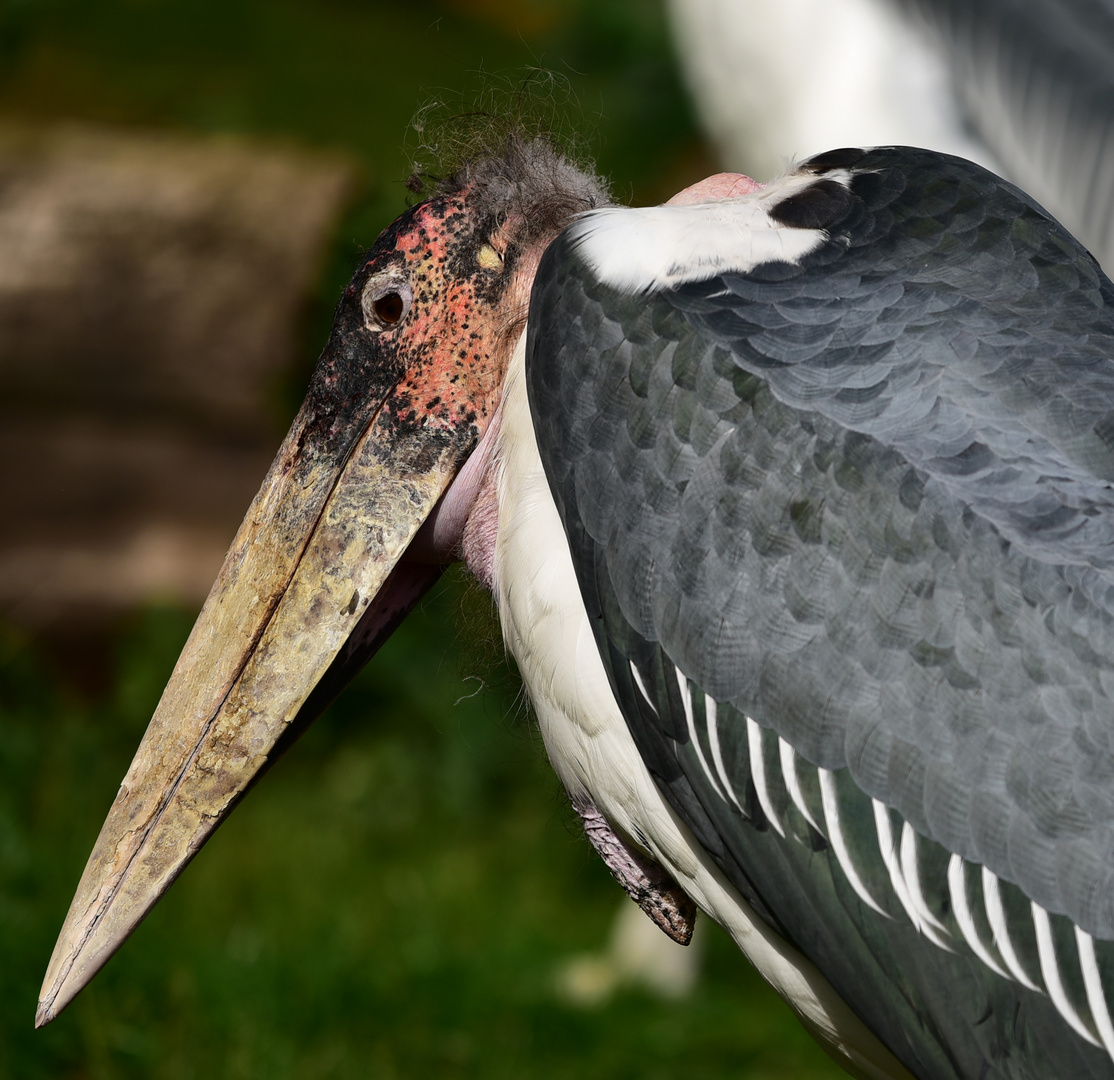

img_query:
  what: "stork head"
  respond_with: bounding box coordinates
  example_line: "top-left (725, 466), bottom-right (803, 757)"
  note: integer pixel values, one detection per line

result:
top-left (37, 139), bottom-right (609, 1026)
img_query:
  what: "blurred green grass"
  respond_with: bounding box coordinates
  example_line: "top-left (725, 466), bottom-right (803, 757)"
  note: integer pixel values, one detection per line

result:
top-left (3, 586), bottom-right (844, 1078)
top-left (0, 2), bottom-right (846, 1076)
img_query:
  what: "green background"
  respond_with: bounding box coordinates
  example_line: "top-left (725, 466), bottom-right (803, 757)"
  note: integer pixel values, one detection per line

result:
top-left (0, 2), bottom-right (844, 1076)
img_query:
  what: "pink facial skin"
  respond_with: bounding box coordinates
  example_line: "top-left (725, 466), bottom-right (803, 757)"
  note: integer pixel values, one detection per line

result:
top-left (406, 173), bottom-right (766, 586)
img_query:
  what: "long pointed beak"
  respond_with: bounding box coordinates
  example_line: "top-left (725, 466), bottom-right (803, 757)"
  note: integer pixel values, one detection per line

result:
top-left (36, 147), bottom-right (588, 1027)
top-left (36, 363), bottom-right (474, 1025)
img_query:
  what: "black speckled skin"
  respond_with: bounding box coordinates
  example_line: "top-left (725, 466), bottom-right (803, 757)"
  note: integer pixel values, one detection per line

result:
top-left (526, 148), bottom-right (1114, 1080)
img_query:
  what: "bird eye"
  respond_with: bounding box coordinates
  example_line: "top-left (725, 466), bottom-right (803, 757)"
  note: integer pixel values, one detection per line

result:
top-left (362, 276), bottom-right (412, 332)
top-left (374, 293), bottom-right (404, 323)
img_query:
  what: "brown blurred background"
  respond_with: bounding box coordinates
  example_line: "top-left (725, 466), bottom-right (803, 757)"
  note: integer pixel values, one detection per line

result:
top-left (0, 122), bottom-right (352, 634)
top-left (0, 0), bottom-right (713, 679)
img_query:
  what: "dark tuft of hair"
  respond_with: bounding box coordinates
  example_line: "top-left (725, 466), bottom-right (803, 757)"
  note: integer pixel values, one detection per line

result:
top-left (405, 71), bottom-right (611, 244)
top-left (445, 135), bottom-right (611, 244)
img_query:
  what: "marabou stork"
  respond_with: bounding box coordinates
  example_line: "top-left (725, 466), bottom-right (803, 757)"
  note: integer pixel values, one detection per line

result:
top-left (32, 42), bottom-right (1114, 1078)
top-left (36, 137), bottom-right (1114, 1080)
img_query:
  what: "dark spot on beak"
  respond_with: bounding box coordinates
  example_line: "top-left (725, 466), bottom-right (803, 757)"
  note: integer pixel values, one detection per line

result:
top-left (345, 590), bottom-right (360, 616)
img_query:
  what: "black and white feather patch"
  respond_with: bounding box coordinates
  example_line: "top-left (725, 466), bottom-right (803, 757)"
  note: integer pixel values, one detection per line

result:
top-left (768, 177), bottom-right (855, 230)
top-left (564, 165), bottom-right (859, 293)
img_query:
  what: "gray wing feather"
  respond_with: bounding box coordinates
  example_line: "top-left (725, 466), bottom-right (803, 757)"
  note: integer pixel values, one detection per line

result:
top-left (528, 147), bottom-right (1114, 1077)
top-left (529, 145), bottom-right (1114, 933)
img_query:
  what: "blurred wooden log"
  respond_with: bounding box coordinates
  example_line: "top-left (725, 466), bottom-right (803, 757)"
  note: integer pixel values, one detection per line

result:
top-left (0, 122), bottom-right (358, 628)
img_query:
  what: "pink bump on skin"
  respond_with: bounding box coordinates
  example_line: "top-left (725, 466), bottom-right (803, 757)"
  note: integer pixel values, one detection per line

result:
top-left (665, 172), bottom-right (764, 206)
